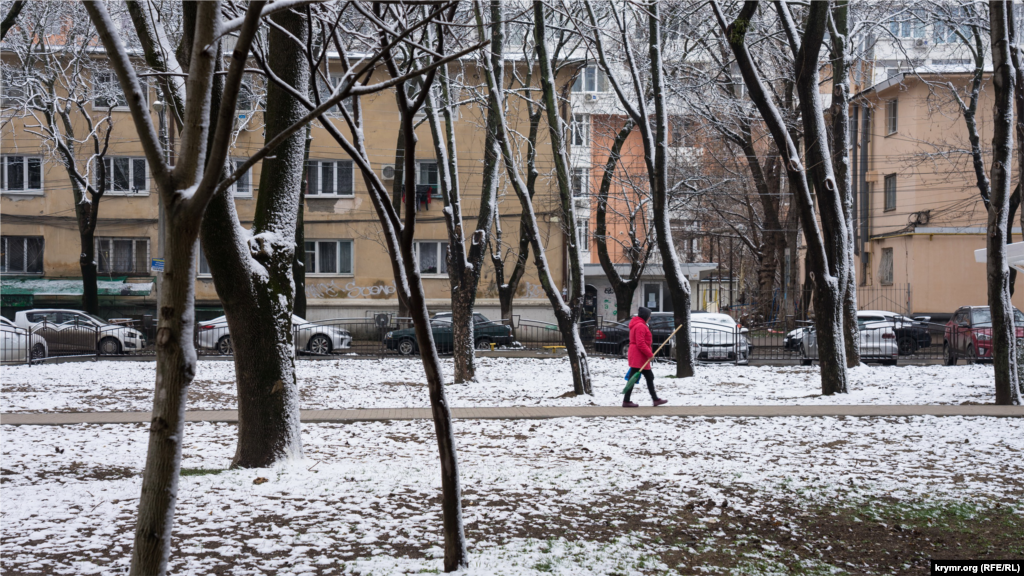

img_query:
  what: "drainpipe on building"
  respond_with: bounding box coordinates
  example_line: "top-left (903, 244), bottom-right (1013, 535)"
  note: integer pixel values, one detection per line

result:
top-left (154, 101), bottom-right (168, 315)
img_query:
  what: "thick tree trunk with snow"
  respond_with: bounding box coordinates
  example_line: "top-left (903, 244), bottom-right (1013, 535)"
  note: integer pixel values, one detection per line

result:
top-left (200, 8), bottom-right (307, 467)
top-left (988, 1), bottom-right (1020, 405)
top-left (69, 170), bottom-right (101, 315)
top-left (293, 131), bottom-right (312, 319)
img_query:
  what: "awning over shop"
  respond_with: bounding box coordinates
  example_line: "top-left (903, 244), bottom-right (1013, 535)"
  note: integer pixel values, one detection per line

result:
top-left (1, 277), bottom-right (154, 306)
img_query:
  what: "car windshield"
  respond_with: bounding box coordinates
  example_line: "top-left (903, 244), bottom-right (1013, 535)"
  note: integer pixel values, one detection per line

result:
top-left (971, 308), bottom-right (1024, 327)
top-left (82, 313), bottom-right (107, 325)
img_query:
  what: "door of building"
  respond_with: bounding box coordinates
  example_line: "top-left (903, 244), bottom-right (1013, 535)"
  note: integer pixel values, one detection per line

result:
top-left (643, 283), bottom-right (661, 312)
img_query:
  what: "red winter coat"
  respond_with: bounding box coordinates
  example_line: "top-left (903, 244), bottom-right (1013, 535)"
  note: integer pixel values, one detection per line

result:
top-left (627, 316), bottom-right (654, 369)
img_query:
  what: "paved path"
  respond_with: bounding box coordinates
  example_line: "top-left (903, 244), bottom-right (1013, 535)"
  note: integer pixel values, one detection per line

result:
top-left (1, 404), bottom-right (1021, 425)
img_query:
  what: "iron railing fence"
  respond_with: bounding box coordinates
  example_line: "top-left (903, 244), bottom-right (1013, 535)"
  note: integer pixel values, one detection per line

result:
top-left (719, 283), bottom-right (913, 325)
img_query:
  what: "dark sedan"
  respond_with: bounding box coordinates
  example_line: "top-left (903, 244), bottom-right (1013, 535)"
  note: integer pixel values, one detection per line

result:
top-left (594, 312), bottom-right (675, 357)
top-left (384, 313), bottom-right (516, 355)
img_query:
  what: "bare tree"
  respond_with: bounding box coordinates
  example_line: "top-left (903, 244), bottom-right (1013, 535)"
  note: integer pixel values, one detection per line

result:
top-left (3, 1), bottom-right (114, 315)
top-left (713, 0), bottom-right (851, 394)
top-left (583, 1), bottom-right (697, 377)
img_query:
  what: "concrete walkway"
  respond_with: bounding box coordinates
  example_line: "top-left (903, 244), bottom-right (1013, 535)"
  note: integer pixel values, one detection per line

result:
top-left (1, 404), bottom-right (1021, 425)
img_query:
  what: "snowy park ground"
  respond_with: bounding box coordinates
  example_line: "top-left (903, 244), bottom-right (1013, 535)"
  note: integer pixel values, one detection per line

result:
top-left (3, 359), bottom-right (1023, 574)
top-left (0, 357), bottom-right (1007, 413)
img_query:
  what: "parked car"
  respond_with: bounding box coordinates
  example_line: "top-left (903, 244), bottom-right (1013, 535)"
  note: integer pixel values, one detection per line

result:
top-left (943, 306), bottom-right (1024, 365)
top-left (594, 312), bottom-right (750, 364)
top-left (1, 316), bottom-right (47, 363)
top-left (594, 312), bottom-right (676, 357)
top-left (855, 310), bottom-right (933, 355)
top-left (691, 313), bottom-right (751, 365)
top-left (14, 309), bottom-right (146, 355)
top-left (801, 320), bottom-right (899, 366)
top-left (197, 315), bottom-right (353, 355)
top-left (784, 326), bottom-right (810, 352)
top-left (384, 313), bottom-right (515, 355)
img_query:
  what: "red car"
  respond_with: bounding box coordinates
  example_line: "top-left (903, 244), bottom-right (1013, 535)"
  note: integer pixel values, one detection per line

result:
top-left (943, 306), bottom-right (1024, 365)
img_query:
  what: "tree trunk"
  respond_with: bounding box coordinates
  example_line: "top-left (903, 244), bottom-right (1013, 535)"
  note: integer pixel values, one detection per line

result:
top-left (648, 4), bottom-right (695, 378)
top-left (80, 229), bottom-right (99, 315)
top-left (988, 0), bottom-right (1020, 405)
top-left (293, 130), bottom-right (311, 319)
top-left (130, 199), bottom-right (202, 575)
top-left (533, 1), bottom-right (592, 395)
top-left (199, 7), bottom-right (308, 466)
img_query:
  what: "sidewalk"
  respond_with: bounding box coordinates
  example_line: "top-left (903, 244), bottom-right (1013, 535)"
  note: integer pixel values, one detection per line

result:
top-left (1, 404), bottom-right (1021, 425)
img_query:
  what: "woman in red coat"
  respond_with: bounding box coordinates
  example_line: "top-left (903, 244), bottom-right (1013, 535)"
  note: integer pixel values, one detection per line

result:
top-left (624, 306), bottom-right (668, 407)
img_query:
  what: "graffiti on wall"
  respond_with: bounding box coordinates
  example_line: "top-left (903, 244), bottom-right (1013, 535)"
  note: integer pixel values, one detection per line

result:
top-left (305, 279), bottom-right (397, 299)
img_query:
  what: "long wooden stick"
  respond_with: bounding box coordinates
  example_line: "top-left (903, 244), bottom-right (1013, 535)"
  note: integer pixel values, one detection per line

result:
top-left (624, 322), bottom-right (686, 394)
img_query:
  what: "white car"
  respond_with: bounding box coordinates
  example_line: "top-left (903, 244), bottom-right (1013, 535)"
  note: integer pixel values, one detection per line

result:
top-left (14, 309), bottom-right (146, 355)
top-left (1, 316), bottom-right (47, 363)
top-left (197, 315), bottom-right (353, 355)
top-left (689, 312), bottom-right (751, 365)
top-left (800, 320), bottom-right (899, 366)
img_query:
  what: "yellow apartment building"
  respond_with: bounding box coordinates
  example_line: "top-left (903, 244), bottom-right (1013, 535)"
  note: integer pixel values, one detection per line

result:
top-left (1, 55), bottom-right (576, 324)
top-left (852, 71), bottom-right (1024, 317)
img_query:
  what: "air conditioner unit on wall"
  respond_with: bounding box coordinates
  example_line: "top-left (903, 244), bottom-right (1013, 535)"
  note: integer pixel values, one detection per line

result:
top-left (914, 38), bottom-right (928, 48)
top-left (381, 164), bottom-right (396, 180)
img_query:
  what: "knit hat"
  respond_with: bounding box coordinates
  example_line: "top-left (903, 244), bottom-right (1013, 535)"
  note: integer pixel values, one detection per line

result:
top-left (638, 307), bottom-right (652, 321)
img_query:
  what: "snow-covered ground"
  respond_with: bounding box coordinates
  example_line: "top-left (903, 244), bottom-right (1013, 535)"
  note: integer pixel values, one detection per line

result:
top-left (0, 357), bottom-right (1002, 413)
top-left (3, 415), bottom-right (1022, 575)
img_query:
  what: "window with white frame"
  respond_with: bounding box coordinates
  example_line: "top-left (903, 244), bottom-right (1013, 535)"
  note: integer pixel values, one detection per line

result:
top-left (1, 236), bottom-right (44, 274)
top-left (886, 99), bottom-right (898, 135)
top-left (304, 240), bottom-right (353, 275)
top-left (1, 155), bottom-right (43, 194)
top-left (888, 10), bottom-right (923, 38)
top-left (236, 80), bottom-right (262, 112)
top-left (98, 157), bottom-right (147, 194)
top-left (230, 160), bottom-right (252, 197)
top-left (96, 237), bottom-right (150, 275)
top-left (571, 168), bottom-right (589, 197)
top-left (571, 114), bottom-right (589, 147)
top-left (884, 173), bottom-right (897, 212)
top-left (305, 160), bottom-right (354, 197)
top-left (324, 74), bottom-right (355, 115)
top-left (1, 69), bottom-right (26, 108)
top-left (576, 218), bottom-right (590, 252)
top-left (415, 241), bottom-right (448, 275)
top-left (419, 160), bottom-right (441, 198)
top-left (198, 242), bottom-right (211, 276)
top-left (572, 65), bottom-right (607, 93)
top-left (879, 248), bottom-right (894, 286)
top-left (93, 71), bottom-right (146, 109)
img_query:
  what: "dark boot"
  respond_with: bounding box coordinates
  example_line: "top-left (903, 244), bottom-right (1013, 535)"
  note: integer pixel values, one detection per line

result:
top-left (622, 401), bottom-right (639, 408)
top-left (653, 399), bottom-right (668, 407)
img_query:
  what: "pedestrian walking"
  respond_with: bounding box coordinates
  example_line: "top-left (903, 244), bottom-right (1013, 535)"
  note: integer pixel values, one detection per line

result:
top-left (624, 306), bottom-right (668, 408)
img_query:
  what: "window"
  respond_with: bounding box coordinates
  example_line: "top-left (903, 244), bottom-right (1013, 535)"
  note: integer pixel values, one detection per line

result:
top-left (884, 174), bottom-right (897, 212)
top-left (1, 236), bottom-right (44, 274)
top-left (328, 74), bottom-right (354, 114)
top-left (888, 11), bottom-right (920, 38)
top-left (571, 114), bottom-right (590, 147)
top-left (198, 242), bottom-right (210, 276)
top-left (1, 69), bottom-right (26, 108)
top-left (304, 160), bottom-right (354, 197)
top-left (304, 240), bottom-right (353, 275)
top-left (571, 168), bottom-right (589, 197)
top-left (1, 155), bottom-right (43, 194)
top-left (886, 99), bottom-right (898, 135)
top-left (936, 8), bottom-right (968, 44)
top-left (230, 160), bottom-right (252, 197)
top-left (236, 80), bottom-right (261, 112)
top-left (98, 157), bottom-right (147, 194)
top-left (572, 65), bottom-right (607, 93)
top-left (415, 241), bottom-right (449, 275)
top-left (860, 252), bottom-right (871, 286)
top-left (576, 218), bottom-right (590, 252)
top-left (93, 71), bottom-right (146, 109)
top-left (96, 237), bottom-right (150, 275)
top-left (879, 247), bottom-right (894, 286)
top-left (419, 160), bottom-right (441, 199)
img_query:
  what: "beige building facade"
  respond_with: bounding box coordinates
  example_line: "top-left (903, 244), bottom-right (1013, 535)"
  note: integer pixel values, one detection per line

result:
top-left (853, 72), bottom-right (1024, 316)
top-left (1, 56), bottom-right (577, 323)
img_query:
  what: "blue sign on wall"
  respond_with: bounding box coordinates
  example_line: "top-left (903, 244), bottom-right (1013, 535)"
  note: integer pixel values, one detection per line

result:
top-left (151, 258), bottom-right (165, 272)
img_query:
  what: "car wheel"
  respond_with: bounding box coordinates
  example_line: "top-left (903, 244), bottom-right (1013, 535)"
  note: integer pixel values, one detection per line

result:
top-left (619, 341), bottom-right (630, 358)
top-left (800, 345), bottom-right (812, 367)
top-left (881, 359), bottom-right (898, 367)
top-left (98, 337), bottom-right (121, 356)
top-left (965, 345), bottom-right (976, 365)
top-left (943, 342), bottom-right (957, 366)
top-left (474, 337), bottom-right (493, 351)
top-left (398, 338), bottom-right (417, 356)
top-left (897, 336), bottom-right (917, 356)
top-left (30, 343), bottom-right (46, 360)
top-left (307, 334), bottom-right (332, 355)
top-left (217, 336), bottom-right (233, 355)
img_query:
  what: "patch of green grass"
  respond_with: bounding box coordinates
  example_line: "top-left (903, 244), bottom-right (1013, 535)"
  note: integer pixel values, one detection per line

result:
top-left (180, 468), bottom-right (225, 477)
